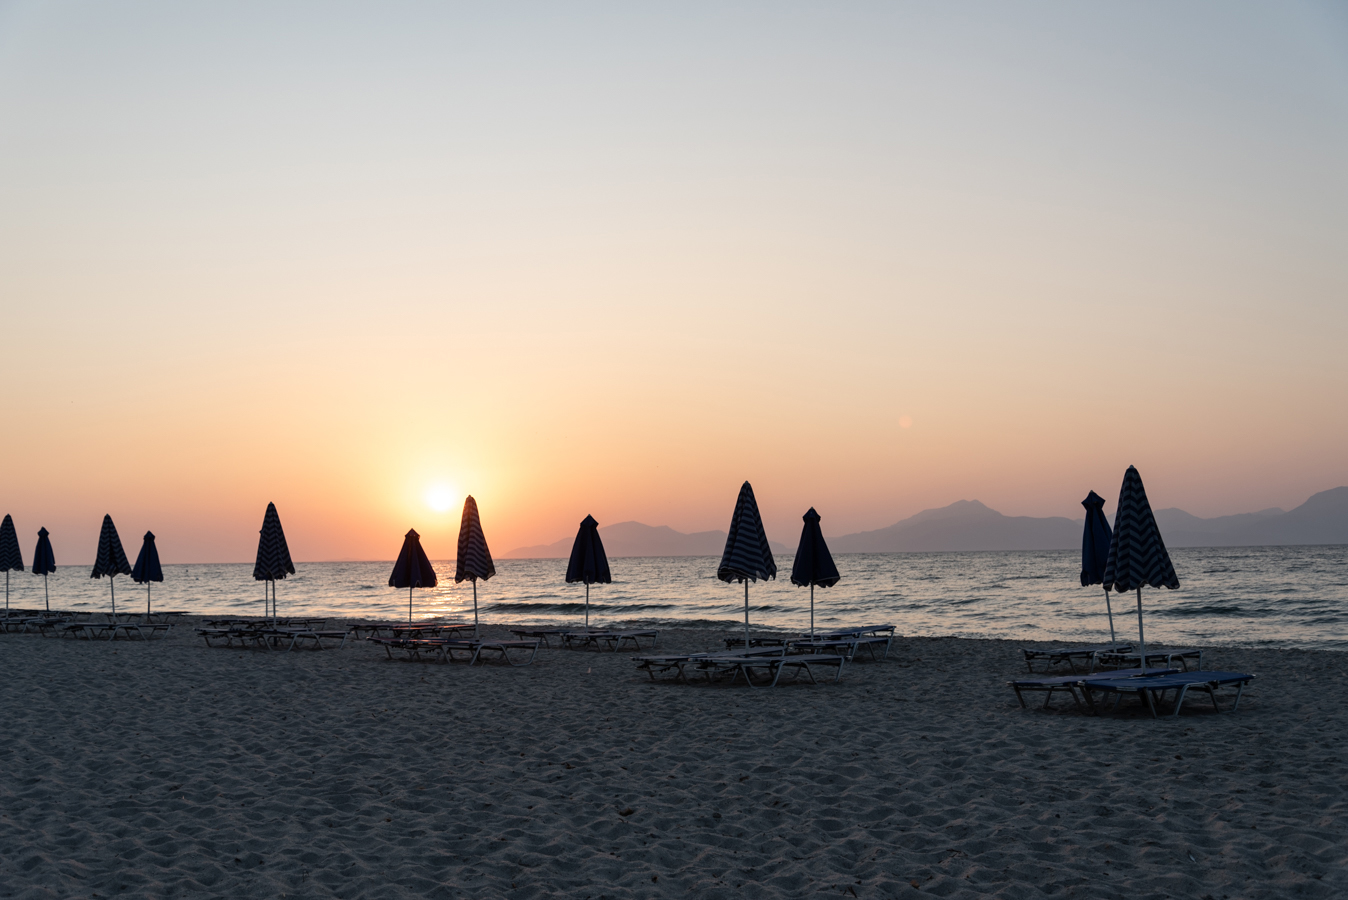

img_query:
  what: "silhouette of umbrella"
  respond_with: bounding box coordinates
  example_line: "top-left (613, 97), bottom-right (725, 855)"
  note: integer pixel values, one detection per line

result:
top-left (0, 514), bottom-right (23, 614)
top-left (253, 502), bottom-right (295, 621)
top-left (90, 515), bottom-right (133, 618)
top-left (790, 507), bottom-right (840, 639)
top-left (1102, 466), bottom-right (1179, 668)
top-left (454, 495), bottom-right (495, 639)
top-left (132, 531), bottom-right (164, 616)
top-left (565, 515), bottom-right (611, 633)
top-left (389, 528), bottom-right (437, 624)
top-left (31, 527), bottom-right (55, 611)
top-left (1080, 490), bottom-right (1117, 643)
top-left (718, 481), bottom-right (777, 650)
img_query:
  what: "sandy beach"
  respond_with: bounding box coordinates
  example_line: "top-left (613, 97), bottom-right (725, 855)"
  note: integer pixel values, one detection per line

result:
top-left (1, 620), bottom-right (1344, 899)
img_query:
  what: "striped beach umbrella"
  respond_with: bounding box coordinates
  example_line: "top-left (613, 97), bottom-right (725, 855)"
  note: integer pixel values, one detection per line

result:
top-left (132, 531), bottom-right (164, 616)
top-left (389, 528), bottom-right (437, 624)
top-left (454, 495), bottom-right (496, 638)
top-left (565, 514), bottom-right (611, 633)
top-left (91, 514), bottom-right (134, 618)
top-left (1102, 466), bottom-right (1179, 670)
top-left (31, 527), bottom-right (56, 611)
top-left (0, 514), bottom-right (23, 614)
top-left (253, 502), bottom-right (295, 621)
top-left (1080, 491), bottom-right (1117, 643)
top-left (790, 507), bottom-right (840, 639)
top-left (718, 481), bottom-right (777, 651)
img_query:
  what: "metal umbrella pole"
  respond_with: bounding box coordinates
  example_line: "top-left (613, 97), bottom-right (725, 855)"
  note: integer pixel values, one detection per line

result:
top-left (473, 581), bottom-right (479, 639)
top-left (1104, 588), bottom-right (1115, 644)
top-left (744, 580), bottom-right (750, 650)
top-left (585, 583), bottom-right (590, 633)
top-left (1135, 586), bottom-right (1145, 669)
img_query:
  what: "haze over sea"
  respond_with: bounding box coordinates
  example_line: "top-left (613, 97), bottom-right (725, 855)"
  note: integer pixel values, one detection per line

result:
top-left (9, 546), bottom-right (1345, 651)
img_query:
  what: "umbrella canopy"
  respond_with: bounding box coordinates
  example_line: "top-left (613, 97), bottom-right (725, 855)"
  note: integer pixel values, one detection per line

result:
top-left (90, 514), bottom-right (134, 617)
top-left (1, 514), bottom-right (22, 612)
top-left (253, 502), bottom-right (295, 620)
top-left (389, 528), bottom-right (438, 623)
top-left (31, 527), bottom-right (55, 611)
top-left (455, 495), bottom-right (495, 637)
top-left (790, 507), bottom-right (840, 638)
top-left (1102, 466), bottom-right (1179, 669)
top-left (717, 481), bottom-right (777, 649)
top-left (1080, 490), bottom-right (1117, 643)
top-left (565, 514), bottom-right (612, 632)
top-left (132, 531), bottom-right (164, 616)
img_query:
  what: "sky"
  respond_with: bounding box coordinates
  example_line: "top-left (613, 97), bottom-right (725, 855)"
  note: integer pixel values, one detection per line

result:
top-left (1, 1), bottom-right (1346, 564)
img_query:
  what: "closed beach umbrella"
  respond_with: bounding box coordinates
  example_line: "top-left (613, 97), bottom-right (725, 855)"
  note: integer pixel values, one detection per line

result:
top-left (0, 514), bottom-right (23, 614)
top-left (718, 481), bottom-right (777, 650)
top-left (91, 514), bottom-right (134, 618)
top-left (389, 528), bottom-right (437, 624)
top-left (565, 514), bottom-right (611, 633)
top-left (1102, 466), bottom-right (1179, 670)
top-left (1080, 491), bottom-right (1117, 643)
top-left (454, 495), bottom-right (496, 638)
top-left (253, 502), bottom-right (295, 621)
top-left (31, 527), bottom-right (56, 611)
top-left (790, 507), bottom-right (840, 639)
top-left (132, 531), bottom-right (164, 616)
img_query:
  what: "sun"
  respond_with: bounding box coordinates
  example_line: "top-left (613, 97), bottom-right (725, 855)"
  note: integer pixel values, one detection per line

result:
top-left (425, 484), bottom-right (458, 513)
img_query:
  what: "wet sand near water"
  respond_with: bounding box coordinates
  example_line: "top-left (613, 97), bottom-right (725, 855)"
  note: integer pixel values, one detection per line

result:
top-left (1, 619), bottom-right (1344, 899)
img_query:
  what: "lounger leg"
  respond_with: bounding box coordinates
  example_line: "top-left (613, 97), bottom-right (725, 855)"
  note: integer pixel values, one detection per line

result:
top-left (1143, 689), bottom-right (1158, 718)
top-left (1170, 685), bottom-right (1191, 717)
top-left (1232, 681), bottom-right (1245, 712)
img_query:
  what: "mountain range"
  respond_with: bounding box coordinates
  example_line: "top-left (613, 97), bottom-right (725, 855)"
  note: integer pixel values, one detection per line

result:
top-left (504, 487), bottom-right (1348, 557)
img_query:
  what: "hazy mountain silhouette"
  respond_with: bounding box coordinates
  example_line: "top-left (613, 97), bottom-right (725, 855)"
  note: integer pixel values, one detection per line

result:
top-left (507, 488), bottom-right (1348, 558)
top-left (505, 520), bottom-right (790, 559)
top-left (829, 500), bottom-right (1079, 553)
top-left (829, 488), bottom-right (1348, 552)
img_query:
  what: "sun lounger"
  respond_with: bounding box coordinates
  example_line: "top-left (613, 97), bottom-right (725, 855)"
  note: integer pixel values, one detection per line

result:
top-left (1095, 648), bottom-right (1204, 672)
top-left (812, 625), bottom-right (897, 639)
top-left (722, 635), bottom-right (790, 650)
top-left (1021, 643), bottom-right (1134, 673)
top-left (1008, 667), bottom-right (1176, 711)
top-left (632, 646), bottom-right (783, 682)
top-left (1080, 670), bottom-right (1254, 718)
top-left (197, 627), bottom-right (271, 649)
top-left (370, 636), bottom-right (540, 666)
top-left (265, 628), bottom-right (350, 650)
top-left (692, 652), bottom-right (847, 687)
top-left (510, 629), bottom-right (570, 647)
top-left (557, 630), bottom-right (659, 652)
top-left (74, 622), bottom-right (173, 641)
top-left (790, 635), bottom-right (893, 662)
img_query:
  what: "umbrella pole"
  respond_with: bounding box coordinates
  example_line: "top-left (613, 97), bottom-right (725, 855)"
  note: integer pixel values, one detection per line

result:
top-left (111, 575), bottom-right (116, 620)
top-left (810, 583), bottom-right (815, 639)
top-left (1136, 586), bottom-right (1145, 670)
top-left (744, 580), bottom-right (750, 650)
top-left (473, 580), bottom-right (479, 639)
top-left (1103, 588), bottom-right (1115, 644)
top-left (409, 584), bottom-right (413, 625)
top-left (147, 582), bottom-right (151, 617)
top-left (44, 571), bottom-right (49, 612)
top-left (585, 583), bottom-right (589, 633)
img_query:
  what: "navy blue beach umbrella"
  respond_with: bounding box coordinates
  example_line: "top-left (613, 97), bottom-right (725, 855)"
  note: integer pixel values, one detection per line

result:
top-left (1080, 491), bottom-right (1117, 643)
top-left (132, 531), bottom-right (164, 616)
top-left (389, 528), bottom-right (437, 624)
top-left (0, 514), bottom-right (23, 613)
top-left (455, 495), bottom-right (496, 638)
top-left (253, 502), bottom-right (295, 621)
top-left (565, 515), bottom-right (612, 633)
top-left (31, 527), bottom-right (56, 612)
top-left (1102, 466), bottom-right (1180, 669)
top-left (718, 481), bottom-right (777, 650)
top-left (790, 507), bottom-right (840, 639)
top-left (91, 514), bottom-right (134, 618)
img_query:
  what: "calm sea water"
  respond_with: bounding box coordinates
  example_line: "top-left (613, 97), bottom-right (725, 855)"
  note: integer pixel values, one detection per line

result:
top-left (4, 546), bottom-right (1345, 650)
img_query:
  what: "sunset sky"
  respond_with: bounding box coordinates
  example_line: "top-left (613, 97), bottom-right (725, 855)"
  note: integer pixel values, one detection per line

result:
top-left (2, 2), bottom-right (1346, 563)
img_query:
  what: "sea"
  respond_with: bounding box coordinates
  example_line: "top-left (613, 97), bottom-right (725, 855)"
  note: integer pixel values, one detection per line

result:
top-left (4, 546), bottom-right (1345, 651)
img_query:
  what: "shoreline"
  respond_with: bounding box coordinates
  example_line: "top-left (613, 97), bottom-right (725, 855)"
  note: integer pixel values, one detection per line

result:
top-left (2, 622), bottom-right (1344, 898)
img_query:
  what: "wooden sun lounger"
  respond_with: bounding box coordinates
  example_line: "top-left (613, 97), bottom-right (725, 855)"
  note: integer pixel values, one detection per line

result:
top-left (1008, 667), bottom-right (1177, 711)
top-left (1021, 643), bottom-right (1134, 673)
top-left (1080, 670), bottom-right (1255, 718)
top-left (1095, 648), bottom-right (1204, 672)
top-left (557, 630), bottom-right (659, 652)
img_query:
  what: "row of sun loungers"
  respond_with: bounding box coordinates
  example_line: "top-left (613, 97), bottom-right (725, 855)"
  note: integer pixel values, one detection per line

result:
top-left (632, 625), bottom-right (898, 687)
top-left (369, 636), bottom-right (541, 666)
top-left (510, 629), bottom-right (660, 651)
top-left (197, 622), bottom-right (350, 651)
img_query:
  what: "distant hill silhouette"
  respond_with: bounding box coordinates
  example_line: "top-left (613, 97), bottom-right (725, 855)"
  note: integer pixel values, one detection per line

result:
top-left (829, 488), bottom-right (1348, 552)
top-left (505, 520), bottom-right (790, 559)
top-left (830, 500), bottom-right (1079, 553)
top-left (506, 488), bottom-right (1348, 558)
